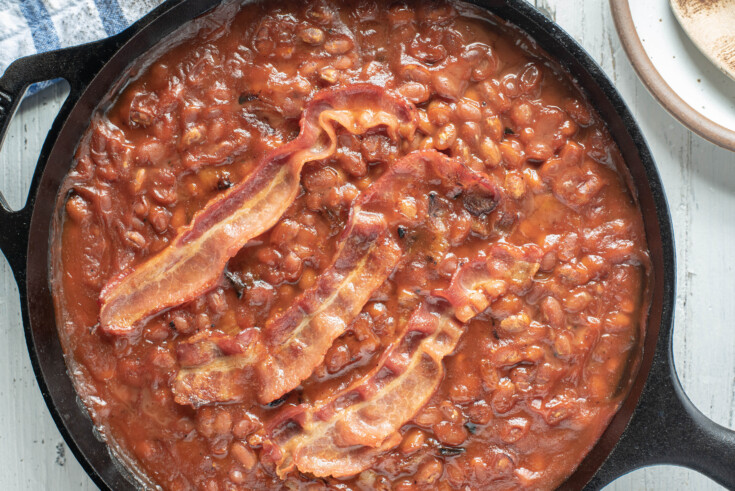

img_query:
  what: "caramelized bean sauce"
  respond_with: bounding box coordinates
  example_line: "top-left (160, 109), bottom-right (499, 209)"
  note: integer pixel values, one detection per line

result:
top-left (52, 0), bottom-right (650, 489)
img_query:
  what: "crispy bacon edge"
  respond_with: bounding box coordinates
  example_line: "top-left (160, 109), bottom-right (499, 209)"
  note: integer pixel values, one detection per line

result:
top-left (98, 85), bottom-right (417, 336)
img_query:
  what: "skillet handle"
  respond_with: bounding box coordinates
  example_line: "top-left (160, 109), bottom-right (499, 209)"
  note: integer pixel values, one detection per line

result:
top-left (585, 331), bottom-right (735, 489)
top-left (0, 38), bottom-right (120, 274)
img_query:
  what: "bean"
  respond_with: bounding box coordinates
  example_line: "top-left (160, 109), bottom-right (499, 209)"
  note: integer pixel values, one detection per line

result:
top-left (131, 168), bottom-right (147, 194)
top-left (231, 441), bottom-right (257, 470)
top-left (504, 171), bottom-right (526, 200)
top-left (325, 36), bottom-right (353, 55)
top-left (456, 98), bottom-right (481, 122)
top-left (491, 379), bottom-right (516, 414)
top-left (416, 457), bottom-right (444, 485)
top-left (360, 134), bottom-right (396, 163)
top-left (470, 50), bottom-right (499, 82)
top-left (65, 195), bottom-right (91, 223)
top-left (541, 296), bottom-right (565, 329)
top-left (467, 400), bottom-right (493, 425)
top-left (479, 137), bottom-right (501, 168)
top-left (134, 139), bottom-right (166, 166)
top-left (510, 102), bottom-right (534, 126)
top-left (564, 289), bottom-right (592, 313)
top-left (559, 141), bottom-right (584, 166)
top-left (398, 82), bottom-right (430, 104)
top-left (434, 123), bottom-right (457, 150)
top-left (427, 100), bottom-right (452, 126)
top-left (483, 115), bottom-right (503, 142)
top-left (282, 252), bottom-right (303, 282)
top-left (449, 371), bottom-right (481, 404)
top-left (270, 219), bottom-right (301, 244)
top-left (399, 427), bottom-right (426, 455)
top-left (479, 80), bottom-right (511, 113)
top-left (414, 405), bottom-right (442, 427)
top-left (123, 230), bottom-right (147, 250)
top-left (448, 211), bottom-right (472, 246)
top-left (439, 401), bottom-right (463, 423)
top-left (422, 3), bottom-right (457, 24)
top-left (499, 138), bottom-right (524, 169)
top-left (388, 3), bottom-right (415, 26)
top-left (256, 247), bottom-right (282, 267)
top-left (499, 417), bottom-right (529, 443)
top-left (195, 312), bottom-right (211, 331)
top-left (604, 312), bottom-right (632, 333)
top-left (460, 122), bottom-right (481, 146)
top-left (526, 142), bottom-right (553, 162)
top-left (233, 417), bottom-right (260, 443)
top-left (229, 468), bottom-right (246, 484)
top-left (298, 268), bottom-right (317, 290)
top-left (553, 332), bottom-right (573, 358)
top-left (149, 346), bottom-right (175, 370)
top-left (181, 125), bottom-right (204, 147)
top-left (326, 343), bottom-right (351, 374)
top-left (305, 4), bottom-right (333, 24)
top-left (400, 63), bottom-right (431, 84)
top-left (499, 312), bottom-right (531, 334)
top-left (564, 98), bottom-right (592, 126)
top-left (149, 205), bottom-right (171, 234)
top-left (299, 27), bottom-right (325, 45)
top-left (523, 168), bottom-right (546, 194)
top-left (433, 421), bottom-right (468, 446)
top-left (433, 69), bottom-right (466, 101)
top-left (319, 67), bottom-right (339, 85)
top-left (519, 64), bottom-right (543, 93)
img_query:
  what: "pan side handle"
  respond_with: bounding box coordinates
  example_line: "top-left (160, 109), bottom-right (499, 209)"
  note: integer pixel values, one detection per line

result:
top-left (0, 39), bottom-right (120, 276)
top-left (584, 319), bottom-right (735, 490)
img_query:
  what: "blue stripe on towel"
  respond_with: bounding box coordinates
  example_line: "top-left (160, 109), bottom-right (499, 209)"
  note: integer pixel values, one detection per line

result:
top-left (17, 0), bottom-right (61, 52)
top-left (93, 0), bottom-right (129, 37)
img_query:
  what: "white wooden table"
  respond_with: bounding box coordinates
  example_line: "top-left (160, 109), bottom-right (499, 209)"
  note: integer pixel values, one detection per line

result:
top-left (0, 1), bottom-right (733, 489)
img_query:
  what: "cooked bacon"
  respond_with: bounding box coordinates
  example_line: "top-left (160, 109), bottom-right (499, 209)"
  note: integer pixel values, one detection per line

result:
top-left (261, 240), bottom-right (541, 478)
top-left (354, 149), bottom-right (499, 219)
top-left (262, 304), bottom-right (464, 478)
top-left (256, 150), bottom-right (498, 403)
top-left (99, 85), bottom-right (418, 336)
top-left (171, 211), bottom-right (400, 407)
top-left (171, 149), bottom-right (499, 407)
top-left (173, 328), bottom-right (264, 407)
top-left (435, 242), bottom-right (543, 323)
top-left (258, 212), bottom-right (402, 404)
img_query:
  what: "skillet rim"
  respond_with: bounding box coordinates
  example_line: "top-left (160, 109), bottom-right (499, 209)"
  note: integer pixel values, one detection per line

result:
top-left (12, 0), bottom-right (675, 489)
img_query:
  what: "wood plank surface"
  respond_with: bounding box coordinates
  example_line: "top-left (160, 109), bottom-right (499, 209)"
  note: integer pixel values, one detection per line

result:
top-left (0, 1), bottom-right (732, 489)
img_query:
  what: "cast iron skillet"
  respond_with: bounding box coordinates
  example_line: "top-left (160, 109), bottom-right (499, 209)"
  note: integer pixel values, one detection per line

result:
top-left (0, 0), bottom-right (733, 489)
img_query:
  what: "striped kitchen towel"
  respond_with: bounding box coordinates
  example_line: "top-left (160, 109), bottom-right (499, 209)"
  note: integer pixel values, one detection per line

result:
top-left (0, 0), bottom-right (165, 93)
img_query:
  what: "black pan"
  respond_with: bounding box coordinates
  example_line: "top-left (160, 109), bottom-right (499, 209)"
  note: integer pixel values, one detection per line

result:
top-left (0, 0), bottom-right (733, 489)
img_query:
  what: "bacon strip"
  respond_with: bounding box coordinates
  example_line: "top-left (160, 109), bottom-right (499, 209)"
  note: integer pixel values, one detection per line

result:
top-left (257, 212), bottom-right (402, 404)
top-left (262, 304), bottom-right (463, 478)
top-left (173, 329), bottom-right (263, 407)
top-left (99, 85), bottom-right (417, 336)
top-left (434, 242), bottom-right (543, 323)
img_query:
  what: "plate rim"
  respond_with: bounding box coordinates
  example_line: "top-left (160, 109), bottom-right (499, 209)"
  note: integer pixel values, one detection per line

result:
top-left (609, 0), bottom-right (735, 151)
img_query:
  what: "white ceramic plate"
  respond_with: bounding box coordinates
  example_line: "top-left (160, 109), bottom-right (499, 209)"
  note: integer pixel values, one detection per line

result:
top-left (610, 0), bottom-right (735, 150)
